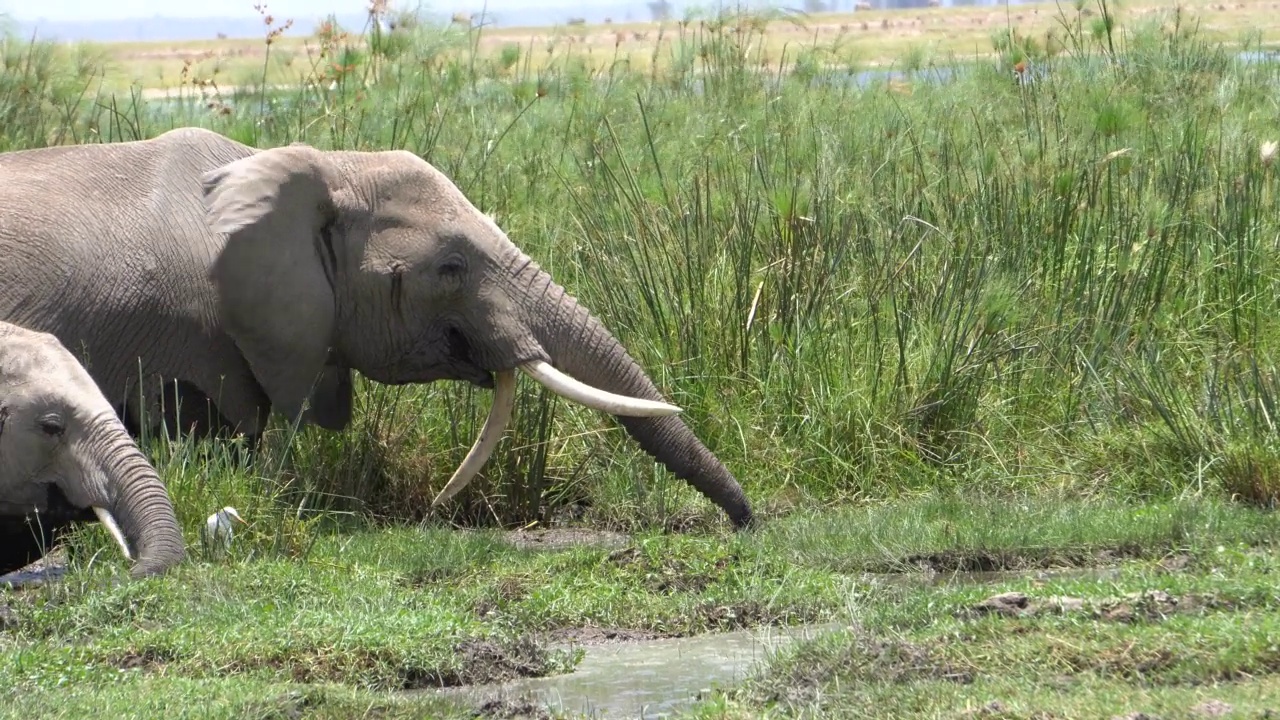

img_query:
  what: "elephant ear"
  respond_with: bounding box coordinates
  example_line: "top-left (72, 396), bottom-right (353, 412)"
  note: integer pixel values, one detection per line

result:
top-left (201, 145), bottom-right (346, 427)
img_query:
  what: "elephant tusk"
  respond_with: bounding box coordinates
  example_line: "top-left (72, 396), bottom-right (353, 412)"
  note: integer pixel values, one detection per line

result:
top-left (432, 369), bottom-right (518, 507)
top-left (519, 360), bottom-right (683, 417)
top-left (92, 507), bottom-right (134, 561)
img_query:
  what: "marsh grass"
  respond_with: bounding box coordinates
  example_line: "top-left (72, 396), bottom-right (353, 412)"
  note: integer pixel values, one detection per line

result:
top-left (724, 538), bottom-right (1280, 718)
top-left (7, 493), bottom-right (1279, 717)
top-left (2, 0), bottom-right (1279, 542)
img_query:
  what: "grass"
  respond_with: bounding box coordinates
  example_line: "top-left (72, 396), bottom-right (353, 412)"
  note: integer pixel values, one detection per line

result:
top-left (1, 0), bottom-right (1280, 715)
top-left (4, 493), bottom-right (1279, 718)
top-left (705, 537), bottom-right (1280, 717)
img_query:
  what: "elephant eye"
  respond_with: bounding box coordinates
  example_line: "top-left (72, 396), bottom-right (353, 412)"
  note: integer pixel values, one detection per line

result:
top-left (438, 254), bottom-right (467, 278)
top-left (38, 414), bottom-right (65, 437)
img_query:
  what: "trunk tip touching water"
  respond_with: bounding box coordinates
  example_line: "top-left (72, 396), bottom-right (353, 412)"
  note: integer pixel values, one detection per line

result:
top-left (489, 254), bottom-right (758, 529)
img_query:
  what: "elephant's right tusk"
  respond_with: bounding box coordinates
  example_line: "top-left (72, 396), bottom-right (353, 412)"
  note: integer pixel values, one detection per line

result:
top-left (92, 507), bottom-right (134, 561)
top-left (519, 360), bottom-right (683, 417)
top-left (432, 369), bottom-right (517, 507)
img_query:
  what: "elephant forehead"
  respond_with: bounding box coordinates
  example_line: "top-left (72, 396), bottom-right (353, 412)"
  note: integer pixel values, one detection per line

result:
top-left (370, 181), bottom-right (474, 221)
top-left (365, 166), bottom-right (480, 219)
top-left (0, 346), bottom-right (95, 401)
top-left (0, 338), bottom-right (54, 378)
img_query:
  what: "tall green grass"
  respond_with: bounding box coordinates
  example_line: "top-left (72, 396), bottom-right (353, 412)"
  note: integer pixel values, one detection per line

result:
top-left (4, 2), bottom-right (1279, 553)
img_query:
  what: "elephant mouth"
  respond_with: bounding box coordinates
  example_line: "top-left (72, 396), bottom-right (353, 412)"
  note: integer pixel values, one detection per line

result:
top-left (366, 327), bottom-right (514, 388)
top-left (444, 327), bottom-right (497, 388)
top-left (0, 483), bottom-right (98, 531)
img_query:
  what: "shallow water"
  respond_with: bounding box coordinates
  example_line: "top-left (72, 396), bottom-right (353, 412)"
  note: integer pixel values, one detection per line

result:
top-left (434, 621), bottom-right (847, 719)
top-left (0, 563), bottom-right (66, 588)
top-left (432, 565), bottom-right (1122, 718)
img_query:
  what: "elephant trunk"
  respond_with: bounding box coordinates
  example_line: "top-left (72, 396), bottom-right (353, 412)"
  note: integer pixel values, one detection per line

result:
top-left (79, 412), bottom-right (185, 577)
top-left (509, 257), bottom-right (756, 529)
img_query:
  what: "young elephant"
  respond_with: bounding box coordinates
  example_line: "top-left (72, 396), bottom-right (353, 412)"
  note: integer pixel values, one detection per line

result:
top-left (0, 322), bottom-right (185, 578)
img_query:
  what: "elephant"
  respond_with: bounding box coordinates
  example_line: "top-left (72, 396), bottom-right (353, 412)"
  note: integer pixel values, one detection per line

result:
top-left (0, 127), bottom-right (755, 529)
top-left (0, 321), bottom-right (185, 578)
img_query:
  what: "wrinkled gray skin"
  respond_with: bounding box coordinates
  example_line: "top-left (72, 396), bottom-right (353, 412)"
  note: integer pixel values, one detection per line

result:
top-left (0, 128), bottom-right (754, 528)
top-left (0, 321), bottom-right (185, 578)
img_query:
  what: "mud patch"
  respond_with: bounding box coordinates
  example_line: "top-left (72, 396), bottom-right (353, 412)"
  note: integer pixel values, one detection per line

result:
top-left (606, 546), bottom-right (736, 594)
top-left (892, 544), bottom-right (1149, 575)
top-left (958, 590), bottom-right (1235, 623)
top-left (471, 696), bottom-right (553, 719)
top-left (503, 527), bottom-right (631, 553)
top-left (108, 647), bottom-right (178, 672)
top-left (195, 635), bottom-right (576, 691)
top-left (546, 626), bottom-right (668, 645)
top-left (696, 600), bottom-right (788, 631)
top-left (1191, 700), bottom-right (1235, 717)
top-left (401, 637), bottom-right (573, 689)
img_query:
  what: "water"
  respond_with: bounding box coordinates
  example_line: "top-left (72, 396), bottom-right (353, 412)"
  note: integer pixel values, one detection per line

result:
top-left (432, 621), bottom-right (847, 719)
top-left (0, 562), bottom-right (65, 588)
top-left (426, 565), bottom-right (1121, 718)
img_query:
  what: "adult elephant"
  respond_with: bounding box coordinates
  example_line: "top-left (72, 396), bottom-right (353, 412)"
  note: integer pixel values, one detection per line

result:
top-left (0, 321), bottom-right (185, 578)
top-left (0, 128), bottom-right (755, 528)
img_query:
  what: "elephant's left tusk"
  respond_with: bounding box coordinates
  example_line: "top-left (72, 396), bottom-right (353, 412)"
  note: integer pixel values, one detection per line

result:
top-left (92, 507), bottom-right (134, 561)
top-left (432, 369), bottom-right (517, 507)
top-left (519, 360), bottom-right (683, 417)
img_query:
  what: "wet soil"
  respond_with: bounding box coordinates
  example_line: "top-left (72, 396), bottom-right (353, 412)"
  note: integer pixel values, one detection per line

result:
top-left (546, 627), bottom-right (666, 645)
top-left (501, 527), bottom-right (631, 553)
top-left (431, 638), bottom-right (564, 688)
top-left (960, 588), bottom-right (1242, 623)
top-left (97, 634), bottom-right (570, 691)
top-left (888, 544), bottom-right (1153, 575)
top-left (473, 696), bottom-right (554, 719)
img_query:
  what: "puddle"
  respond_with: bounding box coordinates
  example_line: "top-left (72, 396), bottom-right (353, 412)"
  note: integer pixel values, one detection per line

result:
top-left (0, 559), bottom-right (66, 588)
top-left (430, 622), bottom-right (847, 719)
top-left (428, 565), bottom-right (1131, 717)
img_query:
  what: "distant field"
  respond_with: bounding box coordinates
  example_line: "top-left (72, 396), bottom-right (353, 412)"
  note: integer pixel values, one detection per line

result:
top-left (89, 0), bottom-right (1280, 91)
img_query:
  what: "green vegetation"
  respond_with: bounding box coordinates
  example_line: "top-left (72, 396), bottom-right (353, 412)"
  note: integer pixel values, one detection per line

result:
top-left (713, 540), bottom-right (1280, 718)
top-left (4, 494), bottom-right (1280, 717)
top-left (2, 1), bottom-right (1280, 717)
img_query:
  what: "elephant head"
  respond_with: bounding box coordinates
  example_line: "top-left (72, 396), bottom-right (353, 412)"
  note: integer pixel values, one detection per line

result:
top-left (0, 322), bottom-right (185, 577)
top-left (200, 144), bottom-right (755, 528)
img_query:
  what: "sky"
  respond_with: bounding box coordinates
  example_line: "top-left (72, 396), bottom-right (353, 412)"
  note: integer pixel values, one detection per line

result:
top-left (1, 0), bottom-right (538, 22)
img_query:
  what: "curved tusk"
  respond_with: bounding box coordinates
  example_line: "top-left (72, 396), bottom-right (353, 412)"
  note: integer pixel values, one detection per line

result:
top-left (92, 507), bottom-right (133, 561)
top-left (432, 369), bottom-right (518, 507)
top-left (519, 360), bottom-right (683, 417)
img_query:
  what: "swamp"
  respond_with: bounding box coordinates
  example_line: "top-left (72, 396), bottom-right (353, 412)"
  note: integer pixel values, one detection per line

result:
top-left (2, 0), bottom-right (1280, 717)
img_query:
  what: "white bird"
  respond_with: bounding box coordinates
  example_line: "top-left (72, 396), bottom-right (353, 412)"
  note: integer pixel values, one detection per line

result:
top-left (201, 506), bottom-right (247, 552)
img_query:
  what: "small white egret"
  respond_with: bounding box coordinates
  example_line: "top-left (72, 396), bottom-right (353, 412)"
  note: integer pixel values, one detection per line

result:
top-left (201, 506), bottom-right (247, 553)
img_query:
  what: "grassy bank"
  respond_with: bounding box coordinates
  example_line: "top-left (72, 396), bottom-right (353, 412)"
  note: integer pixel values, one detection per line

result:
top-left (2, 0), bottom-right (1280, 532)
top-left (3, 494), bottom-right (1279, 718)
top-left (707, 529), bottom-right (1280, 717)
